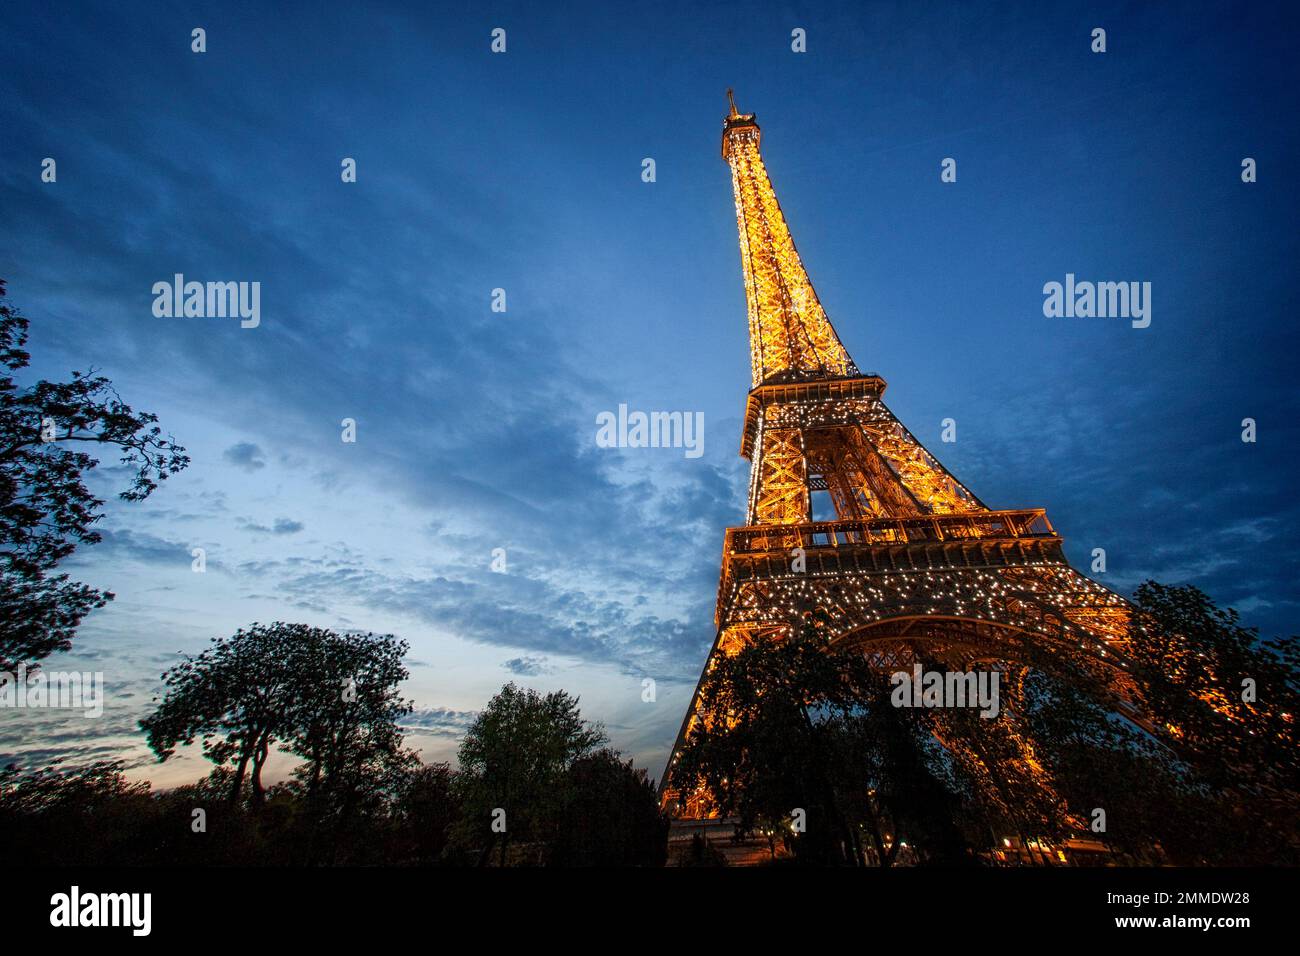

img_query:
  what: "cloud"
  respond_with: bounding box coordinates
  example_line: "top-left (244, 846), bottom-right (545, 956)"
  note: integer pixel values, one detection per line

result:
top-left (229, 522), bottom-right (720, 682)
top-left (237, 517), bottom-right (305, 535)
top-left (222, 442), bottom-right (266, 472)
top-left (69, 528), bottom-right (195, 569)
top-left (502, 655), bottom-right (551, 676)
top-left (399, 706), bottom-right (479, 738)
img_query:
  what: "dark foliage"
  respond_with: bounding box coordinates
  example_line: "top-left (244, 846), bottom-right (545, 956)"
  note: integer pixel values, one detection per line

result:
top-left (0, 280), bottom-right (188, 668)
top-left (549, 748), bottom-right (669, 866)
top-left (673, 585), bottom-right (1300, 866)
top-left (9, 676), bottom-right (666, 866)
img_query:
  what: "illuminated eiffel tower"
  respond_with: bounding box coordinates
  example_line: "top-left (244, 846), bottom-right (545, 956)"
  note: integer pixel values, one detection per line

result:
top-left (661, 94), bottom-right (1132, 816)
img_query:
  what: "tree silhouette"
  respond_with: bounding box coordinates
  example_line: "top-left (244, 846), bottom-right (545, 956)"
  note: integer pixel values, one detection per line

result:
top-left (140, 623), bottom-right (413, 812)
top-left (1123, 581), bottom-right (1300, 863)
top-left (1128, 581), bottom-right (1299, 794)
top-left (283, 627), bottom-right (417, 861)
top-left (550, 748), bottom-right (668, 866)
top-left (672, 619), bottom-right (891, 865)
top-left (0, 279), bottom-right (188, 668)
top-left (391, 762), bottom-right (460, 865)
top-left (454, 682), bottom-right (606, 865)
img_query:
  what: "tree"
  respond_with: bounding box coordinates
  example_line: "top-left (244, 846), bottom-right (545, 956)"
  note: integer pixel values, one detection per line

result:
top-left (851, 686), bottom-right (977, 866)
top-left (671, 619), bottom-right (890, 865)
top-left (550, 748), bottom-right (668, 866)
top-left (1, 756), bottom-right (459, 867)
top-left (390, 762), bottom-right (461, 865)
top-left (1005, 653), bottom-right (1181, 863)
top-left (141, 623), bottom-right (296, 806)
top-left (0, 279), bottom-right (188, 668)
top-left (284, 627), bottom-right (415, 800)
top-left (140, 623), bottom-right (414, 812)
top-left (924, 686), bottom-right (1070, 865)
top-left (0, 761), bottom-right (155, 865)
top-left (1123, 581), bottom-right (1300, 862)
top-left (282, 627), bottom-right (417, 861)
top-left (454, 682), bottom-right (606, 865)
top-left (1127, 582), bottom-right (1299, 793)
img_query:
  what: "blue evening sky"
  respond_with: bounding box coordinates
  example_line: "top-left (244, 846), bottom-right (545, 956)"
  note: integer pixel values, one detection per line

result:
top-left (2, 0), bottom-right (1297, 785)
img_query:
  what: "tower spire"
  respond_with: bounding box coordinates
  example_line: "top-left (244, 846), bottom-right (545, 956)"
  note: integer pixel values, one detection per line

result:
top-left (721, 96), bottom-right (857, 386)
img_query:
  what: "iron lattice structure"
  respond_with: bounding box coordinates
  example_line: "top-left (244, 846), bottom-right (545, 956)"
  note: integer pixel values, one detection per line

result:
top-left (661, 95), bottom-right (1133, 816)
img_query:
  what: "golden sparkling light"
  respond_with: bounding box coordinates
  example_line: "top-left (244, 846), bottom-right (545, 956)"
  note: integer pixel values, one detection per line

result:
top-left (661, 97), bottom-right (1134, 818)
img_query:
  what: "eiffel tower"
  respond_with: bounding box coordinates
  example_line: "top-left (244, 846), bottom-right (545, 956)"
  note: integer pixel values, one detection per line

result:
top-left (661, 94), bottom-right (1133, 817)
